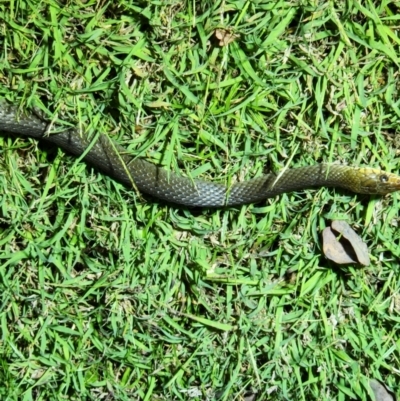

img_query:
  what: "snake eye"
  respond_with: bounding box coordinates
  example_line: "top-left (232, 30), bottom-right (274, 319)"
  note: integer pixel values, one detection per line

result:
top-left (380, 174), bottom-right (389, 183)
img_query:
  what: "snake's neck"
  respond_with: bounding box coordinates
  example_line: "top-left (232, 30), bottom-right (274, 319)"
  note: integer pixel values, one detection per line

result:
top-left (267, 164), bottom-right (358, 196)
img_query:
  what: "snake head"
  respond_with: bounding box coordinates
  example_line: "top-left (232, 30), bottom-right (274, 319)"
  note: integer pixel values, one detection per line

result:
top-left (357, 168), bottom-right (400, 194)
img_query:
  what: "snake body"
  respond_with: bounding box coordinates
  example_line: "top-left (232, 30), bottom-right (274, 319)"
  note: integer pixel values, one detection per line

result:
top-left (1, 101), bottom-right (400, 207)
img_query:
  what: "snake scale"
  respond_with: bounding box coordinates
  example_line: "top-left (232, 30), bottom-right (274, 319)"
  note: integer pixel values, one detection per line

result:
top-left (1, 101), bottom-right (400, 207)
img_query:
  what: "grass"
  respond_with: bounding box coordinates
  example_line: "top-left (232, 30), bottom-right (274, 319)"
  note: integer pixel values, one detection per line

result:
top-left (0, 0), bottom-right (400, 400)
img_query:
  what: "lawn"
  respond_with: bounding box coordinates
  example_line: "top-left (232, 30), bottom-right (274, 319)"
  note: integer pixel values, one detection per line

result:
top-left (0, 1), bottom-right (399, 400)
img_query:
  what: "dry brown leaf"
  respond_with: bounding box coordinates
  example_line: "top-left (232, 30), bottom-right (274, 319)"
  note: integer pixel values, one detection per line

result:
top-left (214, 28), bottom-right (239, 46)
top-left (369, 379), bottom-right (396, 401)
top-left (322, 220), bottom-right (370, 266)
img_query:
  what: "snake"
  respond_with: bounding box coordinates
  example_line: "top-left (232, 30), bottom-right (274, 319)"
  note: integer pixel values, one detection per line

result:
top-left (1, 101), bottom-right (400, 207)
